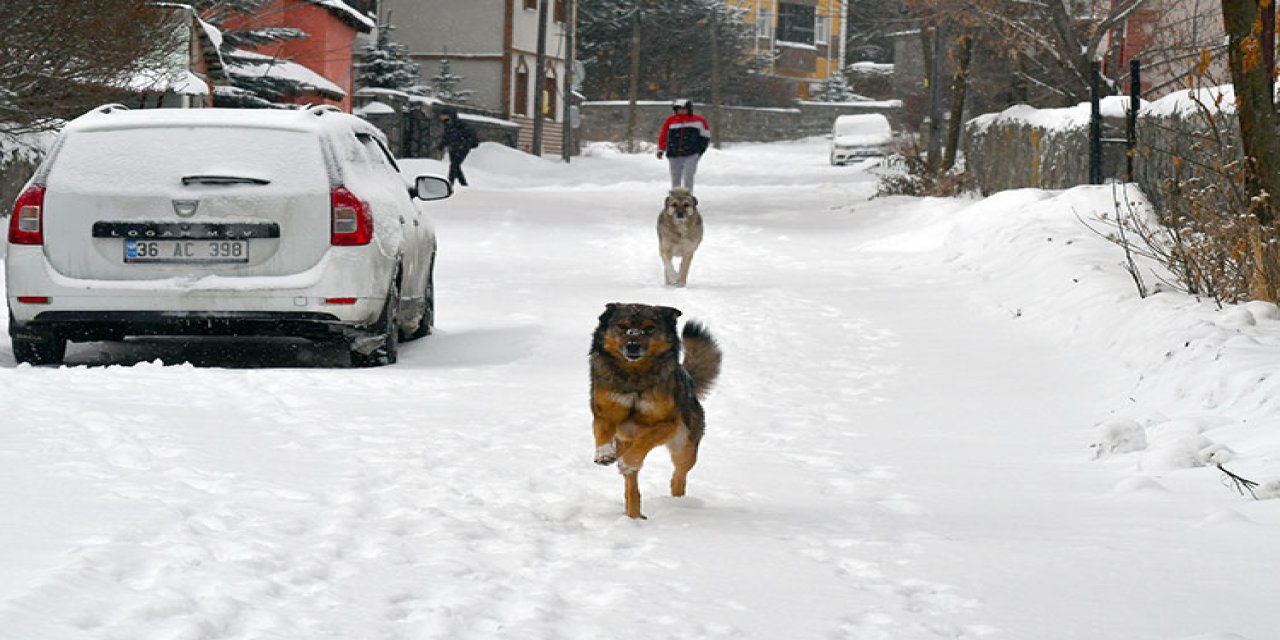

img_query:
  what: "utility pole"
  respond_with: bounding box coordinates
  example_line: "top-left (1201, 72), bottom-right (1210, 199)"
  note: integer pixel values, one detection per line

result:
top-left (709, 6), bottom-right (722, 149)
top-left (561, 0), bottom-right (577, 162)
top-left (924, 25), bottom-right (945, 174)
top-left (532, 0), bottom-right (549, 156)
top-left (625, 0), bottom-right (642, 153)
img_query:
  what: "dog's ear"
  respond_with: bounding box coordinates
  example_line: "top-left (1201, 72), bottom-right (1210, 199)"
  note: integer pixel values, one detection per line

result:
top-left (691, 196), bottom-right (699, 206)
top-left (599, 303), bottom-right (621, 324)
top-left (657, 306), bottom-right (682, 329)
top-left (663, 196), bottom-right (674, 209)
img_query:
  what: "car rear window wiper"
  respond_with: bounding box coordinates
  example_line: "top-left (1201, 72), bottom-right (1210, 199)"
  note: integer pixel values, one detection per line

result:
top-left (181, 175), bottom-right (272, 186)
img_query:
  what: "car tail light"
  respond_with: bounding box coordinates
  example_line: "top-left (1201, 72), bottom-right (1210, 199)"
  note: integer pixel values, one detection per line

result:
top-left (9, 184), bottom-right (46, 245)
top-left (16, 296), bottom-right (50, 304)
top-left (323, 297), bottom-right (357, 305)
top-left (331, 186), bottom-right (373, 245)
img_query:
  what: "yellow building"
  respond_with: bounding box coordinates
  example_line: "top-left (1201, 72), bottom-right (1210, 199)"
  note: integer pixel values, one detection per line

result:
top-left (729, 0), bottom-right (848, 100)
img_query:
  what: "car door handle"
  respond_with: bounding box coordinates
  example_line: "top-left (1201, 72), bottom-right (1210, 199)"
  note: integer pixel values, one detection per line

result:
top-left (399, 216), bottom-right (406, 225)
top-left (413, 219), bottom-right (420, 227)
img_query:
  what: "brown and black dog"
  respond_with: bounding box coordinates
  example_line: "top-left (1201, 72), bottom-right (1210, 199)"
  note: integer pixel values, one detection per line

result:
top-left (590, 303), bottom-right (722, 519)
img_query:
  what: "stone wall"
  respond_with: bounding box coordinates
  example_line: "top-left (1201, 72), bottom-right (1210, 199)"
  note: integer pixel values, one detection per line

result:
top-left (578, 100), bottom-right (903, 147)
top-left (961, 94), bottom-right (1240, 205)
top-left (962, 101), bottom-right (1139, 195)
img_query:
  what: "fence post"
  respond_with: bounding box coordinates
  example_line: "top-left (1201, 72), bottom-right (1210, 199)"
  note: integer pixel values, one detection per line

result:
top-left (1089, 60), bottom-right (1103, 185)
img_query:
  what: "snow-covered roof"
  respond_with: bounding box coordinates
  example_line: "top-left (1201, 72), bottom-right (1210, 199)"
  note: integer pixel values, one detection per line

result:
top-left (227, 50), bottom-right (346, 99)
top-left (354, 87), bottom-right (441, 106)
top-left (354, 100), bottom-right (396, 116)
top-left (847, 62), bottom-right (894, 75)
top-left (307, 0), bottom-right (376, 32)
top-left (124, 69), bottom-right (211, 96)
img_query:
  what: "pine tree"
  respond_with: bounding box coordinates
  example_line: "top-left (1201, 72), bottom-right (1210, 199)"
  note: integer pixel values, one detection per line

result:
top-left (816, 74), bottom-right (856, 102)
top-left (431, 59), bottom-right (474, 104)
top-left (356, 23), bottom-right (423, 93)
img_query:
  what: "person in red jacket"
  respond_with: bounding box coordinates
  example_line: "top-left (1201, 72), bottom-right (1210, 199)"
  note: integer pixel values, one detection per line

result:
top-left (657, 99), bottom-right (711, 192)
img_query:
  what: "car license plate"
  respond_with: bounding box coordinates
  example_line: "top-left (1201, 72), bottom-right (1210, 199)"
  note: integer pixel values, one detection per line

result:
top-left (124, 239), bottom-right (249, 264)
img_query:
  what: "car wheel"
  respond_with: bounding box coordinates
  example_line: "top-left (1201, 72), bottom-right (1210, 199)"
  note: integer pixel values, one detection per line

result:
top-left (350, 282), bottom-right (400, 367)
top-left (9, 314), bottom-right (67, 366)
top-left (405, 255), bottom-right (435, 341)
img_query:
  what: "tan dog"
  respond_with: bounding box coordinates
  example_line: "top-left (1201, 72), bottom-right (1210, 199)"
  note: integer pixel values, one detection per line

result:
top-left (590, 303), bottom-right (722, 519)
top-left (657, 187), bottom-right (703, 287)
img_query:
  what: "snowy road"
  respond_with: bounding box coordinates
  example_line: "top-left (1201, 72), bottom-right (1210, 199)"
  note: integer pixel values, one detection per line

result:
top-left (1, 139), bottom-right (1276, 639)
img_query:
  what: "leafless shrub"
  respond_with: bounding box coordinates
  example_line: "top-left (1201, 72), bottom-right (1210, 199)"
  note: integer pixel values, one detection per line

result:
top-left (873, 139), bottom-right (971, 198)
top-left (1099, 78), bottom-right (1280, 306)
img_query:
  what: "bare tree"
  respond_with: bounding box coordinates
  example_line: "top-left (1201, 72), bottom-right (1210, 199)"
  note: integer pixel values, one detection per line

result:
top-left (0, 0), bottom-right (184, 136)
top-left (1219, 0), bottom-right (1280, 299)
top-left (963, 0), bottom-right (1155, 104)
top-left (1221, 0), bottom-right (1280, 225)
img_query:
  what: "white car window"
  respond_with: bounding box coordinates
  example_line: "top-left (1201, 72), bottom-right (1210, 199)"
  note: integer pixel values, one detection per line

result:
top-left (357, 133), bottom-right (400, 173)
top-left (331, 131), bottom-right (373, 171)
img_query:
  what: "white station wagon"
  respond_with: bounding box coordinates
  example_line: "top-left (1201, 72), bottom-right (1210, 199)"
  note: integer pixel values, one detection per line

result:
top-left (6, 104), bottom-right (451, 366)
top-left (829, 113), bottom-right (895, 166)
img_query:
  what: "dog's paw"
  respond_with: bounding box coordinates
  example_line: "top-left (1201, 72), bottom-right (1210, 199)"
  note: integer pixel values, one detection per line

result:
top-left (594, 442), bottom-right (617, 465)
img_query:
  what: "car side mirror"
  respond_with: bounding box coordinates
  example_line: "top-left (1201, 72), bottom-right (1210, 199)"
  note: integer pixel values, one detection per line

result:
top-left (414, 175), bottom-right (452, 201)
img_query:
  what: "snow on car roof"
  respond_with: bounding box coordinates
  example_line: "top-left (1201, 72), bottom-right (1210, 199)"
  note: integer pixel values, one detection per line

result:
top-left (64, 105), bottom-right (377, 137)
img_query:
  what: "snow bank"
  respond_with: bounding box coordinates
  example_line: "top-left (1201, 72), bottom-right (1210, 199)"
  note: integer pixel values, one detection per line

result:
top-left (934, 184), bottom-right (1280, 496)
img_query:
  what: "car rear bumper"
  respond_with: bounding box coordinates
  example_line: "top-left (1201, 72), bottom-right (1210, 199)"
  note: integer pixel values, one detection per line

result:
top-left (17, 310), bottom-right (348, 342)
top-left (5, 245), bottom-right (391, 338)
top-left (830, 148), bottom-right (887, 164)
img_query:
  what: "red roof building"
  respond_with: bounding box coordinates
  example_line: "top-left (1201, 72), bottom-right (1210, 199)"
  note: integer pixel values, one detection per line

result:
top-left (224, 0), bottom-right (374, 112)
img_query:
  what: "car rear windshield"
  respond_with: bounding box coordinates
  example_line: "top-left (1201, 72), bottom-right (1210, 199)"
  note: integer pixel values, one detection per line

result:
top-left (47, 126), bottom-right (327, 192)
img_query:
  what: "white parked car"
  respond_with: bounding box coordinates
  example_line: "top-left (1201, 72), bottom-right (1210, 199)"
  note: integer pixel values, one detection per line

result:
top-left (6, 104), bottom-right (451, 367)
top-left (829, 113), bottom-right (895, 165)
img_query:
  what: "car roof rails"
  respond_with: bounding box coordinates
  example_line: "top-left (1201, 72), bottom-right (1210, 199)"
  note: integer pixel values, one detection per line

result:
top-left (90, 103), bottom-right (130, 116)
top-left (304, 104), bottom-right (342, 117)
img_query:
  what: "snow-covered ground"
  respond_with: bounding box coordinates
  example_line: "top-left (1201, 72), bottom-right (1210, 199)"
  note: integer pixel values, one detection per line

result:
top-left (1, 137), bottom-right (1277, 639)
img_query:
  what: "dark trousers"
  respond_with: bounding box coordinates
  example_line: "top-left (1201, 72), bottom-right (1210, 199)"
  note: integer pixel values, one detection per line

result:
top-left (447, 149), bottom-right (469, 186)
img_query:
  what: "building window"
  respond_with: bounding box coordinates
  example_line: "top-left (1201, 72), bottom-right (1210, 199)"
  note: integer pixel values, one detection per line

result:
top-left (777, 3), bottom-right (815, 45)
top-left (524, 0), bottom-right (536, 10)
top-left (555, 0), bottom-right (566, 22)
top-left (515, 62), bottom-right (530, 116)
top-left (543, 73), bottom-right (558, 117)
top-left (815, 14), bottom-right (830, 45)
top-left (756, 7), bottom-right (773, 40)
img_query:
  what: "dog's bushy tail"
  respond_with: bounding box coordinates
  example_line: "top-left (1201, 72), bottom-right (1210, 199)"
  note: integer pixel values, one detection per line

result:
top-left (682, 321), bottom-right (722, 399)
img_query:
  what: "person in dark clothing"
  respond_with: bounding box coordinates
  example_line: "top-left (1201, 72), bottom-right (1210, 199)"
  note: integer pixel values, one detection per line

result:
top-left (436, 106), bottom-right (478, 187)
top-left (656, 99), bottom-right (711, 191)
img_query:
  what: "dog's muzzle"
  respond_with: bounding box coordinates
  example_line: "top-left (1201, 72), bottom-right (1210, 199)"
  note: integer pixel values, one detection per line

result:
top-left (623, 340), bottom-right (646, 361)
top-left (673, 207), bottom-right (689, 220)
